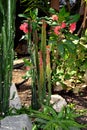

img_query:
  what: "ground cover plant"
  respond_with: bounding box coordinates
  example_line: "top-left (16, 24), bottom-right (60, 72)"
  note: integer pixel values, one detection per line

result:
top-left (31, 104), bottom-right (86, 130)
top-left (7, 103), bottom-right (87, 130)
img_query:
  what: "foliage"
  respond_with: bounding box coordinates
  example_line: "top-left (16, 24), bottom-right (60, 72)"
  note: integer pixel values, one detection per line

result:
top-left (0, 0), bottom-right (16, 116)
top-left (19, 7), bottom-right (81, 108)
top-left (51, 27), bottom-right (87, 87)
top-left (19, 14), bottom-right (52, 109)
top-left (79, 29), bottom-right (87, 71)
top-left (47, 8), bottom-right (81, 88)
top-left (6, 106), bottom-right (32, 116)
top-left (31, 104), bottom-right (86, 130)
top-left (4, 103), bottom-right (87, 130)
top-left (20, 0), bottom-right (50, 16)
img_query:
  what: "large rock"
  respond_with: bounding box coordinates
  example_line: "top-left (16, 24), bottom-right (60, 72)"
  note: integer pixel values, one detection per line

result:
top-left (54, 82), bottom-right (63, 92)
top-left (50, 94), bottom-right (67, 112)
top-left (0, 114), bottom-right (32, 130)
top-left (9, 83), bottom-right (21, 110)
top-left (69, 127), bottom-right (80, 130)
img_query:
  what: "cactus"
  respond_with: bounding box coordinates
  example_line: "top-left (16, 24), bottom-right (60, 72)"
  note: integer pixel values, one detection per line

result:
top-left (19, 14), bottom-right (52, 109)
top-left (28, 20), bottom-right (52, 108)
top-left (38, 20), bottom-right (47, 104)
top-left (46, 45), bottom-right (52, 104)
top-left (32, 20), bottom-right (51, 106)
top-left (0, 0), bottom-right (16, 116)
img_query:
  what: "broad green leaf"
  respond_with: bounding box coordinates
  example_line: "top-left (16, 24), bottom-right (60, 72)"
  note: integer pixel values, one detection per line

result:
top-left (57, 43), bottom-right (65, 57)
top-left (67, 14), bottom-right (80, 24)
top-left (64, 40), bottom-right (76, 50)
top-left (18, 13), bottom-right (29, 19)
top-left (43, 105), bottom-right (58, 118)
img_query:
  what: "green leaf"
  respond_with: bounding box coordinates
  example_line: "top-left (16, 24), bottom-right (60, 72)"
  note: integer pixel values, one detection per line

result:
top-left (32, 110), bottom-right (52, 121)
top-left (62, 119), bottom-right (86, 128)
top-left (44, 119), bottom-right (57, 129)
top-left (67, 14), bottom-right (80, 24)
top-left (81, 60), bottom-right (87, 70)
top-left (49, 8), bottom-right (56, 14)
top-left (32, 124), bottom-right (38, 130)
top-left (23, 58), bottom-right (31, 66)
top-left (64, 40), bottom-right (76, 50)
top-left (57, 108), bottom-right (64, 119)
top-left (18, 13), bottom-right (29, 19)
top-left (57, 43), bottom-right (65, 57)
top-left (43, 105), bottom-right (58, 118)
top-left (58, 7), bottom-right (70, 22)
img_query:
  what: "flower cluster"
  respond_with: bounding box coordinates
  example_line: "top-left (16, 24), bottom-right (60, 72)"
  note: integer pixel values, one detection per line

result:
top-left (54, 22), bottom-right (66, 35)
top-left (19, 14), bottom-right (77, 39)
top-left (19, 22), bottom-right (28, 33)
top-left (52, 15), bottom-right (58, 21)
top-left (51, 14), bottom-right (76, 35)
top-left (69, 22), bottom-right (76, 33)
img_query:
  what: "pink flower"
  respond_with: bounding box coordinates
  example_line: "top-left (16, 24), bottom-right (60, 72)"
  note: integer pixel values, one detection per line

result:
top-left (61, 22), bottom-right (66, 29)
top-left (54, 26), bottom-right (61, 35)
top-left (19, 22), bottom-right (28, 33)
top-left (69, 22), bottom-right (76, 33)
top-left (52, 15), bottom-right (58, 21)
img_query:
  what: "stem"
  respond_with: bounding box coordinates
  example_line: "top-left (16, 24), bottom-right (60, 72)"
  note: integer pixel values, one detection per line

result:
top-left (41, 20), bottom-right (47, 102)
top-left (0, 0), bottom-right (16, 116)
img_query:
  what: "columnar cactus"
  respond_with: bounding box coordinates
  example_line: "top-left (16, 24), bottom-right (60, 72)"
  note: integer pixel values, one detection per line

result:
top-left (0, 0), bottom-right (16, 116)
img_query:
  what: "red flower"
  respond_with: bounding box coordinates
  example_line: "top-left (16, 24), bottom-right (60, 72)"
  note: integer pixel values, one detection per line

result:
top-left (52, 15), bottom-right (58, 21)
top-left (19, 22), bottom-right (28, 33)
top-left (54, 26), bottom-right (61, 35)
top-left (69, 22), bottom-right (76, 33)
top-left (61, 22), bottom-right (66, 29)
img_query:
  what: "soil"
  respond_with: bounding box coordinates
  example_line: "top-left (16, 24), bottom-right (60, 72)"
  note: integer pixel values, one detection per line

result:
top-left (12, 58), bottom-right (87, 130)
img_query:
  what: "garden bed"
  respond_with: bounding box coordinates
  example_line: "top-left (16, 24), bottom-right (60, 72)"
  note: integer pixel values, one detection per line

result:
top-left (12, 58), bottom-right (87, 130)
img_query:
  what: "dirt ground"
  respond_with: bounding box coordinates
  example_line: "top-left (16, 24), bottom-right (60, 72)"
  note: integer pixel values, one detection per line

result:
top-left (12, 58), bottom-right (87, 130)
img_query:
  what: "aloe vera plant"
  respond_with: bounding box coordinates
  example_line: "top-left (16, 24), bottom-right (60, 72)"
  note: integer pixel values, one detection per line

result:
top-left (0, 0), bottom-right (16, 116)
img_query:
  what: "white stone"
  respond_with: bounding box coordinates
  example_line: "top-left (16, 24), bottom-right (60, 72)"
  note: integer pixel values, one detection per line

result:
top-left (0, 114), bottom-right (32, 130)
top-left (69, 127), bottom-right (80, 130)
top-left (50, 94), bottom-right (67, 112)
top-left (54, 82), bottom-right (63, 91)
top-left (9, 83), bottom-right (21, 109)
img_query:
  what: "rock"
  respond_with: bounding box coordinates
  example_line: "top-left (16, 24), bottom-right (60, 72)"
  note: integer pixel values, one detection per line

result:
top-left (0, 114), bottom-right (32, 130)
top-left (69, 127), bottom-right (80, 130)
top-left (9, 83), bottom-right (21, 109)
top-left (54, 82), bottom-right (63, 91)
top-left (50, 94), bottom-right (67, 112)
